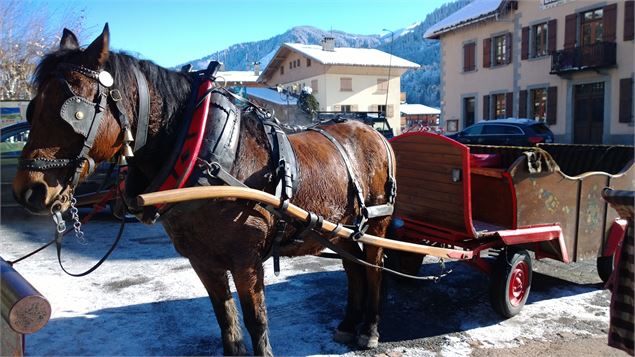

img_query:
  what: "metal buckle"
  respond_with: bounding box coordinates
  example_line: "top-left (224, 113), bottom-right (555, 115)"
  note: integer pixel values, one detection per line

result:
top-left (110, 89), bottom-right (123, 101)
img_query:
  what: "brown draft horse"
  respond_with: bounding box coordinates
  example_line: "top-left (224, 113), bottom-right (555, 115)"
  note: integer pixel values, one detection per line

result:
top-left (13, 25), bottom-right (395, 356)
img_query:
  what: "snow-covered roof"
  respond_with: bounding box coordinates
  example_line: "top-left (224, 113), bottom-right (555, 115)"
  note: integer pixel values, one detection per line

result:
top-left (424, 0), bottom-right (504, 39)
top-left (216, 71), bottom-right (259, 84)
top-left (245, 87), bottom-right (298, 106)
top-left (400, 103), bottom-right (441, 115)
top-left (283, 43), bottom-right (420, 69)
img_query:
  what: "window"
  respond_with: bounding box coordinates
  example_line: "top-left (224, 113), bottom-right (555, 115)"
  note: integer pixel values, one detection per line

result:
top-left (494, 34), bottom-right (507, 65)
top-left (377, 104), bottom-right (387, 116)
top-left (493, 93), bottom-right (506, 119)
top-left (532, 23), bottom-right (548, 57)
top-left (463, 124), bottom-right (483, 136)
top-left (340, 77), bottom-right (352, 91)
top-left (311, 79), bottom-right (318, 94)
top-left (463, 97), bottom-right (475, 127)
top-left (463, 42), bottom-right (476, 71)
top-left (530, 88), bottom-right (547, 121)
top-left (307, 58), bottom-right (312, 67)
top-left (280, 66), bottom-right (284, 75)
top-left (289, 62), bottom-right (293, 69)
top-left (376, 78), bottom-right (388, 93)
top-left (340, 105), bottom-right (352, 112)
top-left (581, 8), bottom-right (603, 46)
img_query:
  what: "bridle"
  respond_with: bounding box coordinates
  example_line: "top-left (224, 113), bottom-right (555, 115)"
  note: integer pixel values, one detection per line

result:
top-left (18, 62), bottom-right (149, 191)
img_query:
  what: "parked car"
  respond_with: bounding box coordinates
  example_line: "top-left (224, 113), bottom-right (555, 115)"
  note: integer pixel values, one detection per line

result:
top-left (1, 122), bottom-right (118, 209)
top-left (447, 118), bottom-right (554, 146)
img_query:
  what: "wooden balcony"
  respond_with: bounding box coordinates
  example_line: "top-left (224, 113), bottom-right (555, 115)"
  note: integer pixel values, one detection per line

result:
top-left (550, 42), bottom-right (617, 75)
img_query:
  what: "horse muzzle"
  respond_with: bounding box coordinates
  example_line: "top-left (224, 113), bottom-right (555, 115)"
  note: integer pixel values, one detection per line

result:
top-left (13, 177), bottom-right (71, 215)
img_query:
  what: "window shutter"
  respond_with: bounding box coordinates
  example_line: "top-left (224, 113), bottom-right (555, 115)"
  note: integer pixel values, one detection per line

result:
top-left (546, 86), bottom-right (558, 125)
top-left (463, 44), bottom-right (470, 71)
top-left (352, 104), bottom-right (359, 112)
top-left (625, 1), bottom-right (634, 41)
top-left (521, 27), bottom-right (529, 60)
top-left (548, 19), bottom-right (557, 53)
top-left (603, 3), bottom-right (617, 42)
top-left (505, 33), bottom-right (513, 64)
top-left (619, 78), bottom-right (633, 123)
top-left (483, 95), bottom-right (490, 120)
top-left (505, 92), bottom-right (514, 117)
top-left (387, 105), bottom-right (394, 118)
top-left (564, 14), bottom-right (577, 49)
top-left (333, 105), bottom-right (341, 111)
top-left (519, 90), bottom-right (527, 118)
top-left (483, 38), bottom-right (491, 68)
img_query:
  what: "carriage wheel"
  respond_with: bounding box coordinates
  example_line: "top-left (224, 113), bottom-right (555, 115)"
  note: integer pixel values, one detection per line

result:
top-left (489, 249), bottom-right (532, 318)
top-left (597, 253), bottom-right (616, 284)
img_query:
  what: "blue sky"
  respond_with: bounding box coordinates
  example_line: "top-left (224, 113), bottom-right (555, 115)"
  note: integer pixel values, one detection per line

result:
top-left (35, 0), bottom-right (449, 68)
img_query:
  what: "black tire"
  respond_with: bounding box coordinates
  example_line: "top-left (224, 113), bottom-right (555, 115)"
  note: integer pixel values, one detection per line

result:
top-left (489, 249), bottom-right (532, 318)
top-left (597, 254), bottom-right (615, 283)
top-left (384, 249), bottom-right (425, 283)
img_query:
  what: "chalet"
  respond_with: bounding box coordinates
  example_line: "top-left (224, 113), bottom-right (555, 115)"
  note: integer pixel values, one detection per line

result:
top-left (257, 37), bottom-right (420, 134)
top-left (424, 0), bottom-right (634, 144)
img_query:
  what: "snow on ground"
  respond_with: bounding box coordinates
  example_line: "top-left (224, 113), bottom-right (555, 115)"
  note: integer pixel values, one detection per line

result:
top-left (1, 210), bottom-right (611, 356)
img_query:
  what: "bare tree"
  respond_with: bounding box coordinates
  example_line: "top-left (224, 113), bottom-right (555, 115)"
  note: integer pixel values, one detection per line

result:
top-left (0, 0), bottom-right (86, 100)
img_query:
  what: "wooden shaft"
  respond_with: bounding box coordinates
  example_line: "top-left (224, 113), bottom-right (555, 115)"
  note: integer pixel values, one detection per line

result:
top-left (0, 258), bottom-right (51, 334)
top-left (138, 187), bottom-right (473, 260)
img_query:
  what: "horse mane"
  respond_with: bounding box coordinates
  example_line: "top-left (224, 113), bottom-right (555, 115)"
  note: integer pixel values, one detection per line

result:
top-left (33, 49), bottom-right (193, 126)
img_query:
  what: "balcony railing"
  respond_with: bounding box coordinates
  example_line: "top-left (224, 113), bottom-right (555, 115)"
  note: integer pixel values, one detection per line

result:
top-left (550, 42), bottom-right (617, 75)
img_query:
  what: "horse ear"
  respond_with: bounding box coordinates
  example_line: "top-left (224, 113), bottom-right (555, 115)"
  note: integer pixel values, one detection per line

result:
top-left (60, 28), bottom-right (79, 50)
top-left (84, 23), bottom-right (110, 68)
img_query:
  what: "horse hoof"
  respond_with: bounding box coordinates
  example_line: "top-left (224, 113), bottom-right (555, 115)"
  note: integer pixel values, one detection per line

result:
top-left (357, 334), bottom-right (379, 349)
top-left (333, 329), bottom-right (355, 344)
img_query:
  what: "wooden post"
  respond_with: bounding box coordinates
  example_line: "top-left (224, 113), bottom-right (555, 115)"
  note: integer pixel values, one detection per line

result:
top-left (1, 257), bottom-right (51, 334)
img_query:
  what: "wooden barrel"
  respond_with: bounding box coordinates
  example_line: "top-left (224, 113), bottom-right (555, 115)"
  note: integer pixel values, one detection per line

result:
top-left (0, 257), bottom-right (51, 334)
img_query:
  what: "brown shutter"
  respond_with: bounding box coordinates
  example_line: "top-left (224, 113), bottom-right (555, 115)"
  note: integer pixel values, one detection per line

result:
top-left (521, 27), bottom-right (529, 60)
top-left (519, 90), bottom-right (527, 118)
top-left (506, 92), bottom-right (514, 117)
top-left (619, 78), bottom-right (633, 123)
top-left (483, 95), bottom-right (490, 120)
top-left (603, 3), bottom-right (617, 42)
top-left (505, 32), bottom-right (513, 64)
top-left (483, 38), bottom-right (491, 68)
top-left (624, 1), bottom-right (634, 41)
top-left (548, 19), bottom-right (557, 53)
top-left (469, 43), bottom-right (475, 70)
top-left (564, 13), bottom-right (577, 49)
top-left (546, 86), bottom-right (558, 125)
top-left (463, 44), bottom-right (469, 71)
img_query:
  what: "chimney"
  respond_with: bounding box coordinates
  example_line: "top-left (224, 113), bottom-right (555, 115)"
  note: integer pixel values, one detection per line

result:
top-left (321, 36), bottom-right (335, 51)
top-left (253, 61), bottom-right (260, 76)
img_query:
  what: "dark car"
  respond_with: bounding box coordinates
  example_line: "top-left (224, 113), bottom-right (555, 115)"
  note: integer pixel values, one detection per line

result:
top-left (447, 118), bottom-right (554, 146)
top-left (1, 122), bottom-right (117, 209)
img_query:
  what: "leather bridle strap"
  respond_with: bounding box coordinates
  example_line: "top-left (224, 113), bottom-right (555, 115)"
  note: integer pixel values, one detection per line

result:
top-left (132, 66), bottom-right (150, 152)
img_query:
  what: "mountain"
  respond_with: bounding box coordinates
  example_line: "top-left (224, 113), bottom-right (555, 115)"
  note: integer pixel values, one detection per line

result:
top-left (185, 26), bottom-right (381, 71)
top-left (181, 1), bottom-right (472, 107)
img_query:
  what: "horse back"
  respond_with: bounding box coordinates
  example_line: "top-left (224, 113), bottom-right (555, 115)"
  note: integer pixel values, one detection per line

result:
top-left (289, 121), bottom-right (392, 222)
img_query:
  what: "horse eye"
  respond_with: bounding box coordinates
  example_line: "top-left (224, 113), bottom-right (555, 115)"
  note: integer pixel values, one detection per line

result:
top-left (26, 100), bottom-right (34, 124)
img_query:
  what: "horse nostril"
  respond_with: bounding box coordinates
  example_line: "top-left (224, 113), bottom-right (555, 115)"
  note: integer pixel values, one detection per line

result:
top-left (21, 183), bottom-right (48, 212)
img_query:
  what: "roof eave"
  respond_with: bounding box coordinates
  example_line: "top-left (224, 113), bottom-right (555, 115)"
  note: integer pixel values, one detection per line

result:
top-left (424, 13), bottom-right (499, 39)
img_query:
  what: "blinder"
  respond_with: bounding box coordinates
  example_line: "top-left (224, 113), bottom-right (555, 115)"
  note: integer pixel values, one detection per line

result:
top-left (59, 96), bottom-right (98, 137)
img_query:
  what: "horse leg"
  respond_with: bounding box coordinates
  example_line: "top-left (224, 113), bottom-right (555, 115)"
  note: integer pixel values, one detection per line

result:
top-left (232, 265), bottom-right (273, 357)
top-left (333, 240), bottom-right (366, 344)
top-left (190, 262), bottom-right (247, 356)
top-left (356, 244), bottom-right (383, 349)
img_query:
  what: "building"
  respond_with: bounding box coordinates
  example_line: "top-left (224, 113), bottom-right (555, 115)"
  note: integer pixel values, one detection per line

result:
top-left (400, 103), bottom-right (441, 131)
top-left (424, 0), bottom-right (634, 144)
top-left (258, 37), bottom-right (420, 134)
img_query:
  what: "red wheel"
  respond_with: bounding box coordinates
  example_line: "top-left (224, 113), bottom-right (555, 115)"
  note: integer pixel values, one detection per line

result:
top-left (489, 249), bottom-right (532, 318)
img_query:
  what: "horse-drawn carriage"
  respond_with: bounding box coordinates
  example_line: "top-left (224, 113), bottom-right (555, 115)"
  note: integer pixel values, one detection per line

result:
top-left (387, 132), bottom-right (633, 316)
top-left (10, 25), bottom-right (633, 355)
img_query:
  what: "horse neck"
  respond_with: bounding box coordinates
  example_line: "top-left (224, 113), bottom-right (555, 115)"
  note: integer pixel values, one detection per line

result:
top-left (124, 61), bottom-right (192, 179)
top-left (230, 112), bottom-right (275, 190)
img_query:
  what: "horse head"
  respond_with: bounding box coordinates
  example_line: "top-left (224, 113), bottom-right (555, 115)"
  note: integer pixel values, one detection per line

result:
top-left (13, 25), bottom-right (124, 214)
